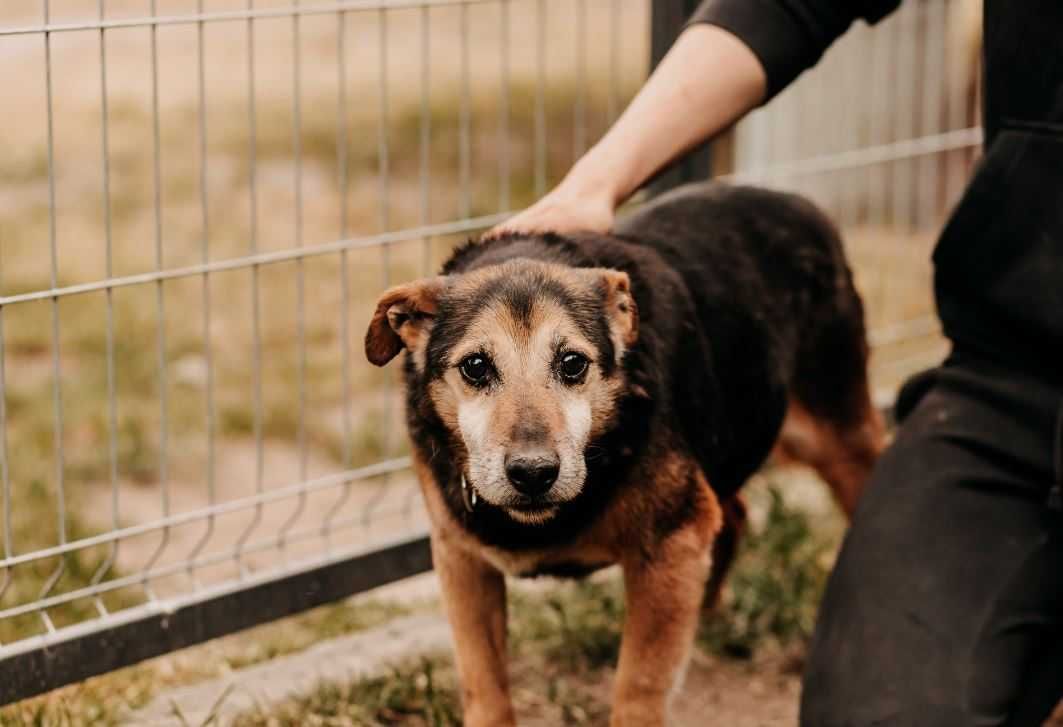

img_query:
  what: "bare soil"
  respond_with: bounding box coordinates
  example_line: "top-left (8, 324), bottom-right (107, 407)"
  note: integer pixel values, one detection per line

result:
top-left (513, 651), bottom-right (801, 727)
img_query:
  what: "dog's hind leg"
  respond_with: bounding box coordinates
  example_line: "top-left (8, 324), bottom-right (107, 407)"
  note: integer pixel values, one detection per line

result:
top-left (781, 293), bottom-right (886, 518)
top-left (777, 399), bottom-right (885, 517)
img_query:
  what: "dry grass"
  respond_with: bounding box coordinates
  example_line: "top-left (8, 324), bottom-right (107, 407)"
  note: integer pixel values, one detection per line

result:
top-left (0, 595), bottom-right (417, 725)
top-left (230, 476), bottom-right (837, 727)
top-left (0, 0), bottom-right (648, 647)
top-left (0, 0), bottom-right (955, 721)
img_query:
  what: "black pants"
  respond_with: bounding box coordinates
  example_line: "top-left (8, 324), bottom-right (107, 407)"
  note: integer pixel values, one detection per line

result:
top-left (801, 354), bottom-right (1063, 726)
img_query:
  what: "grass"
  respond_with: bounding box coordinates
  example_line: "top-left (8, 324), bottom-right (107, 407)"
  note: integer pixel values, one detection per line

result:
top-left (229, 480), bottom-right (841, 726)
top-left (232, 656), bottom-right (462, 727)
top-left (509, 578), bottom-right (625, 672)
top-left (0, 596), bottom-right (416, 726)
top-left (0, 67), bottom-right (642, 645)
top-left (698, 485), bottom-right (839, 659)
top-left (0, 476), bottom-right (841, 724)
top-left (0, 0), bottom-right (927, 656)
top-left (0, 44), bottom-right (645, 714)
top-left (0, 1), bottom-right (937, 721)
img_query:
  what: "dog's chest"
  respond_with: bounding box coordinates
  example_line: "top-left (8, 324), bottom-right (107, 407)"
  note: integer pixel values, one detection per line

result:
top-left (417, 461), bottom-right (624, 578)
top-left (477, 542), bottom-right (617, 579)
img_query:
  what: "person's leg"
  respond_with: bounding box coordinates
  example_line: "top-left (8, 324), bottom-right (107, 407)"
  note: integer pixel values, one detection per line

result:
top-left (1005, 630), bottom-right (1063, 726)
top-left (800, 361), bottom-right (1063, 727)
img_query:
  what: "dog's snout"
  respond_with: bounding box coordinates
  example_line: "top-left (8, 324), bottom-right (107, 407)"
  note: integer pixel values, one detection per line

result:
top-left (505, 452), bottom-right (560, 496)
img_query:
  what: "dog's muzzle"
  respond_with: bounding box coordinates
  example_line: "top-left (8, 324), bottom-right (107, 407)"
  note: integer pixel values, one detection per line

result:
top-left (504, 452), bottom-right (560, 497)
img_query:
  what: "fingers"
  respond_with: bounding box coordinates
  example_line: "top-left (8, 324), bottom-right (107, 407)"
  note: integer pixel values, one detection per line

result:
top-left (483, 202), bottom-right (554, 239)
top-left (484, 197), bottom-right (614, 240)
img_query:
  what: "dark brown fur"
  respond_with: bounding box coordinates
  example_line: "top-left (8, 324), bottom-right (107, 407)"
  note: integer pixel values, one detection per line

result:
top-left (365, 181), bottom-right (885, 726)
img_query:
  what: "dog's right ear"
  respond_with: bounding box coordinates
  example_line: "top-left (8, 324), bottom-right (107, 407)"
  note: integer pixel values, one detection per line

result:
top-left (365, 277), bottom-right (446, 366)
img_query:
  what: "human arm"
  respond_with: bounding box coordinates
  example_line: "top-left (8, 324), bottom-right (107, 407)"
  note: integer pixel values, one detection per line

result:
top-left (489, 0), bottom-right (901, 237)
top-left (489, 24), bottom-right (765, 236)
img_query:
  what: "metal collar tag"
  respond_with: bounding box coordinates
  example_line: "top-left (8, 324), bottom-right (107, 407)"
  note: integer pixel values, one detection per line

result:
top-left (461, 474), bottom-right (478, 513)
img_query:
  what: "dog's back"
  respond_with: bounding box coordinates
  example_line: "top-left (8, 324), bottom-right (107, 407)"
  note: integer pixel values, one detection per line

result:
top-left (616, 181), bottom-right (856, 381)
top-left (368, 182), bottom-right (884, 727)
top-left (614, 182), bottom-right (869, 498)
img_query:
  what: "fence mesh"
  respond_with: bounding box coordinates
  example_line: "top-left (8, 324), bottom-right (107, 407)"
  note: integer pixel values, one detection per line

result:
top-left (0, 0), bottom-right (646, 666)
top-left (0, 0), bottom-right (977, 700)
top-left (723, 0), bottom-right (982, 396)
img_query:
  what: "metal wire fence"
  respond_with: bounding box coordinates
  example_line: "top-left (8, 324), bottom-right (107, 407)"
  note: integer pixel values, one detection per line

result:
top-left (720, 0), bottom-right (983, 395)
top-left (0, 0), bottom-right (977, 704)
top-left (0, 0), bottom-right (645, 702)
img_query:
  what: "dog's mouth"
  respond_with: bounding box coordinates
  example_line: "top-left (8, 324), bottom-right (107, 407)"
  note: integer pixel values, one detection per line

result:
top-left (504, 503), bottom-right (560, 524)
top-left (461, 473), bottom-right (561, 523)
top-left (508, 500), bottom-right (556, 512)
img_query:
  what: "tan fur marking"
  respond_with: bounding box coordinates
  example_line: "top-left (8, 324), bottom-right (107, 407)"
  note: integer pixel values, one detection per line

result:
top-left (426, 282), bottom-right (626, 511)
top-left (414, 458), bottom-right (516, 727)
top-left (417, 430), bottom-right (725, 726)
top-left (394, 251), bottom-right (883, 727)
top-left (431, 540), bottom-right (515, 727)
top-left (612, 469), bottom-right (720, 727)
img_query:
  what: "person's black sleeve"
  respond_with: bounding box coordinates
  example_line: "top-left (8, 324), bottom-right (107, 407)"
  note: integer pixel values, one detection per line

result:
top-left (689, 0), bottom-right (902, 101)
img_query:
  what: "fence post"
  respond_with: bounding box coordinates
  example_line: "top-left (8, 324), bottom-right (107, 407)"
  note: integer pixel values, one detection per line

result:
top-left (647, 0), bottom-right (714, 194)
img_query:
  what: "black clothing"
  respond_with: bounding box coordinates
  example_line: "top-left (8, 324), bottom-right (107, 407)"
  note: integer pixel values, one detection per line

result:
top-left (690, 0), bottom-right (1063, 382)
top-left (802, 356), bottom-right (1063, 726)
top-left (688, 0), bottom-right (1063, 723)
top-left (933, 128), bottom-right (1063, 390)
top-left (691, 0), bottom-right (1063, 150)
top-left (691, 0), bottom-right (900, 102)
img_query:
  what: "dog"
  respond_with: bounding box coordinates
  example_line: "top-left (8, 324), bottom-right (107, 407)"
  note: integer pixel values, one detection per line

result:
top-left (364, 181), bottom-right (885, 727)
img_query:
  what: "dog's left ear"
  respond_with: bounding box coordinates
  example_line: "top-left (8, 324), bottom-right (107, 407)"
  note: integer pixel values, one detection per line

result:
top-left (365, 277), bottom-right (446, 366)
top-left (599, 269), bottom-right (639, 350)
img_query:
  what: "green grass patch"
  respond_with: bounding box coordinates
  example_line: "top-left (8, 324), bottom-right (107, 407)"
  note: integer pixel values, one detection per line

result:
top-left (699, 484), bottom-right (839, 659)
top-left (509, 579), bottom-right (624, 671)
top-left (233, 655), bottom-right (461, 727)
top-left (229, 481), bottom-right (839, 725)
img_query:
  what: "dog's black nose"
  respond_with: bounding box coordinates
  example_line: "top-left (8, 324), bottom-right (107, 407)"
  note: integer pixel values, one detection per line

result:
top-left (505, 454), bottom-right (560, 497)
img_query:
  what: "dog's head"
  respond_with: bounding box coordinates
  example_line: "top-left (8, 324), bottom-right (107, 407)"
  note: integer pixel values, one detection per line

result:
top-left (365, 258), bottom-right (638, 524)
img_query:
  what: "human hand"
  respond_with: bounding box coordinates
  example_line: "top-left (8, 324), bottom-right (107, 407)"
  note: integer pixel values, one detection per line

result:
top-left (486, 180), bottom-right (616, 238)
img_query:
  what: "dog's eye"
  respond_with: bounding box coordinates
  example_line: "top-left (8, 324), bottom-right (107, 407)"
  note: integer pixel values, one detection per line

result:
top-left (459, 354), bottom-right (492, 387)
top-left (558, 352), bottom-right (589, 383)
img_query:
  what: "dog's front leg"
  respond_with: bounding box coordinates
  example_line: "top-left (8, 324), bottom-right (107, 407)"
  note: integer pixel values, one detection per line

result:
top-left (432, 536), bottom-right (516, 727)
top-left (612, 518), bottom-right (714, 727)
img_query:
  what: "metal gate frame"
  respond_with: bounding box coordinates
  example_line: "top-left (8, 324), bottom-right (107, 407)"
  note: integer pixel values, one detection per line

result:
top-left (0, 0), bottom-right (659, 705)
top-left (0, 0), bottom-right (978, 705)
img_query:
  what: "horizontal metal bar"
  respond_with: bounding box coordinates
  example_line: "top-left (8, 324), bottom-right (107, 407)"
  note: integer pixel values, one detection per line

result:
top-left (0, 492), bottom-right (422, 621)
top-left (725, 127), bottom-right (982, 182)
top-left (0, 534), bottom-right (432, 706)
top-left (0, 214), bottom-right (507, 307)
top-left (874, 342), bottom-right (951, 376)
top-left (0, 457), bottom-right (410, 571)
top-left (0, 0), bottom-right (494, 36)
top-left (868, 314), bottom-right (940, 348)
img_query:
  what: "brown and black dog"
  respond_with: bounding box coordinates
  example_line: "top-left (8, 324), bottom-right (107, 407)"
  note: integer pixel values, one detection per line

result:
top-left (364, 182), bottom-right (884, 727)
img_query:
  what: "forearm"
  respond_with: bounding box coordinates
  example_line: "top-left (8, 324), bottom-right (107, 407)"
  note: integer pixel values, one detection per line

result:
top-left (490, 0), bottom-right (900, 236)
top-left (561, 24), bottom-right (766, 206)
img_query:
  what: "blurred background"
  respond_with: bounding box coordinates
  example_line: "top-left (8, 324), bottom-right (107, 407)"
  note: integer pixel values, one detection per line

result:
top-left (0, 0), bottom-right (997, 724)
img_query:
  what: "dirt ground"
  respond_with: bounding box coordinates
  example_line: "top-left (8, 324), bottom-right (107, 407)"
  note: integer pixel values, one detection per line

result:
top-left (529, 655), bottom-right (1063, 727)
top-left (517, 652), bottom-right (802, 727)
top-left (671, 654), bottom-right (801, 727)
